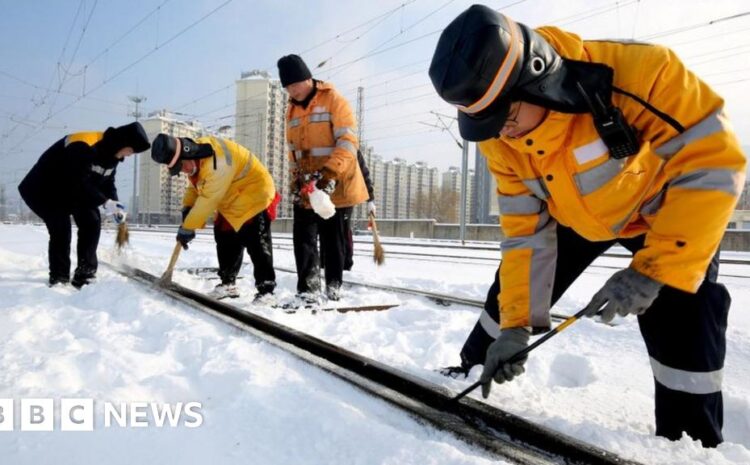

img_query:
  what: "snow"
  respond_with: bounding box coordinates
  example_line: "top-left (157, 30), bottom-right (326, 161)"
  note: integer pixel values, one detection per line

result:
top-left (1, 223), bottom-right (750, 464)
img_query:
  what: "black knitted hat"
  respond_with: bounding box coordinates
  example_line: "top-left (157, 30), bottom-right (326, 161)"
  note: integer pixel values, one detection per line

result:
top-left (277, 54), bottom-right (312, 87)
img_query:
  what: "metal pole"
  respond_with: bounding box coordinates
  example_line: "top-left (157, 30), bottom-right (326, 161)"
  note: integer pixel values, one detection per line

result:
top-left (128, 95), bottom-right (146, 224)
top-left (459, 140), bottom-right (468, 245)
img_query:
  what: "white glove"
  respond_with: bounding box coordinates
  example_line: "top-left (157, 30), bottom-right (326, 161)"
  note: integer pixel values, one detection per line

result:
top-left (367, 201), bottom-right (376, 216)
top-left (103, 199), bottom-right (127, 224)
top-left (309, 188), bottom-right (336, 219)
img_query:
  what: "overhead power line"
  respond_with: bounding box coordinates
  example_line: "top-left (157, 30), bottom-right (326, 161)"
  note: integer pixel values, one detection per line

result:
top-left (639, 11), bottom-right (750, 41)
top-left (1, 0), bottom-right (236, 158)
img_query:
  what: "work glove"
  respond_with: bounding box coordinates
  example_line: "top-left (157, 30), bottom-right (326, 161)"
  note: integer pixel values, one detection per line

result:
top-left (181, 206), bottom-right (192, 222)
top-left (367, 201), bottom-right (377, 216)
top-left (479, 327), bottom-right (530, 398)
top-left (103, 199), bottom-right (127, 224)
top-left (176, 227), bottom-right (195, 250)
top-left (582, 267), bottom-right (663, 323)
top-left (316, 168), bottom-right (337, 195)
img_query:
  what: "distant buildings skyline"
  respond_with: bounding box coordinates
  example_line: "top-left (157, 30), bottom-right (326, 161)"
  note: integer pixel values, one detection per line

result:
top-left (127, 71), bottom-right (495, 224)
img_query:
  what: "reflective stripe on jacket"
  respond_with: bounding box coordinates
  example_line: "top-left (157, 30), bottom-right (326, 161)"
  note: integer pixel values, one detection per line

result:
top-left (479, 27), bottom-right (746, 330)
top-left (182, 137), bottom-right (275, 232)
top-left (286, 81), bottom-right (368, 208)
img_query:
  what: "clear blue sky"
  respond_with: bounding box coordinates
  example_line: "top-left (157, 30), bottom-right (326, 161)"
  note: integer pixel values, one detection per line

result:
top-left (2, 0), bottom-right (749, 202)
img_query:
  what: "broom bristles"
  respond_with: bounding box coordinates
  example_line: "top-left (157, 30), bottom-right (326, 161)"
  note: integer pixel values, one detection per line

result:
top-left (116, 222), bottom-right (130, 250)
top-left (370, 214), bottom-right (385, 265)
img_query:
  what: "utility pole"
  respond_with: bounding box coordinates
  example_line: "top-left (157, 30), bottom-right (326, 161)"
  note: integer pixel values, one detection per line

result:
top-left (425, 111), bottom-right (469, 244)
top-left (356, 86), bottom-right (365, 218)
top-left (128, 95), bottom-right (146, 224)
top-left (356, 86), bottom-right (365, 143)
top-left (0, 185), bottom-right (6, 221)
top-left (459, 140), bottom-right (469, 245)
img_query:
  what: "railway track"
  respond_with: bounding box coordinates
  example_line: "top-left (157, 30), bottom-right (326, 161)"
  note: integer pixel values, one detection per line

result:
top-left (121, 227), bottom-right (750, 268)
top-left (182, 265), bottom-right (582, 324)
top-left (106, 261), bottom-right (640, 465)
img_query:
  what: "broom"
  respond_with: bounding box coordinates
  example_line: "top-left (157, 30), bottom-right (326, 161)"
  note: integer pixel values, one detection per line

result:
top-left (158, 242), bottom-right (183, 286)
top-left (369, 212), bottom-right (385, 265)
top-left (115, 222), bottom-right (130, 250)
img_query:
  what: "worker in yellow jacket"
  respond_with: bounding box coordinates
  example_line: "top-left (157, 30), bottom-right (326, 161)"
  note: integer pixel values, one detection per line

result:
top-left (430, 5), bottom-right (745, 447)
top-left (151, 134), bottom-right (277, 301)
top-left (278, 54), bottom-right (369, 303)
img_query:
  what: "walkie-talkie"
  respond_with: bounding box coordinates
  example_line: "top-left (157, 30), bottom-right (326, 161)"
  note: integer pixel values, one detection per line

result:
top-left (576, 82), bottom-right (640, 159)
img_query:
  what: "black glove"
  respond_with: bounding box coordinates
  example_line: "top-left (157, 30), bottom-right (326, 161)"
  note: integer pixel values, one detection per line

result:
top-left (181, 207), bottom-right (192, 222)
top-left (479, 327), bottom-right (530, 398)
top-left (315, 169), bottom-right (337, 195)
top-left (176, 227), bottom-right (195, 250)
top-left (582, 267), bottom-right (663, 323)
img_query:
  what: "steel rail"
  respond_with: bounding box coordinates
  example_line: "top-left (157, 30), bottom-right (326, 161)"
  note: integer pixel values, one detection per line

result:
top-left (106, 261), bottom-right (641, 465)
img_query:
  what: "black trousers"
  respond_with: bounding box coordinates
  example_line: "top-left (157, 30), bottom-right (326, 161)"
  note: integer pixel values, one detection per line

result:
top-left (213, 211), bottom-right (276, 294)
top-left (293, 205), bottom-right (351, 293)
top-left (41, 207), bottom-right (101, 282)
top-left (459, 224), bottom-right (728, 447)
top-left (320, 209), bottom-right (355, 271)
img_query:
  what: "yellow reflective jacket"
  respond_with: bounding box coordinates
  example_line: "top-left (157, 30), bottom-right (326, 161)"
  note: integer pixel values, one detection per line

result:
top-left (182, 137), bottom-right (275, 232)
top-left (286, 81), bottom-right (368, 208)
top-left (479, 27), bottom-right (746, 330)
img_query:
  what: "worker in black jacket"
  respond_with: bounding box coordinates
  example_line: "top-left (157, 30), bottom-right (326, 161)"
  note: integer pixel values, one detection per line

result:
top-left (345, 149), bottom-right (376, 270)
top-left (18, 122), bottom-right (150, 287)
top-left (321, 149), bottom-right (376, 271)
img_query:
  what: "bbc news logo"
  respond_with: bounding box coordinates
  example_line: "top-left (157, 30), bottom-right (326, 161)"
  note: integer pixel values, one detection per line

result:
top-left (0, 399), bottom-right (203, 431)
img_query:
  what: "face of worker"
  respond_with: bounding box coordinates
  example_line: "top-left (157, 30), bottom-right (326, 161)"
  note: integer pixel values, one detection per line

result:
top-left (499, 101), bottom-right (548, 139)
top-left (286, 79), bottom-right (314, 101)
top-left (115, 147), bottom-right (136, 159)
top-left (180, 160), bottom-right (198, 176)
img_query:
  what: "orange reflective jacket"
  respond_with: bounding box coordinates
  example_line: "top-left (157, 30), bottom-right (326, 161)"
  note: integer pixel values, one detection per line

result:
top-left (286, 81), bottom-right (368, 208)
top-left (479, 27), bottom-right (746, 330)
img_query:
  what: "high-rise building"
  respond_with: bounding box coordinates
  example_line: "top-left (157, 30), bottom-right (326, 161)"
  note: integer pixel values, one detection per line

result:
top-left (442, 166), bottom-right (475, 223)
top-left (473, 145), bottom-right (499, 224)
top-left (235, 70), bottom-right (291, 217)
top-left (138, 110), bottom-right (207, 224)
top-left (411, 162), bottom-right (439, 218)
top-left (382, 158), bottom-right (409, 219)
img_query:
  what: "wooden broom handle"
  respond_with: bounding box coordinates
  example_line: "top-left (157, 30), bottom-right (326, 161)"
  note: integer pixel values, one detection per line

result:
top-left (163, 242), bottom-right (182, 277)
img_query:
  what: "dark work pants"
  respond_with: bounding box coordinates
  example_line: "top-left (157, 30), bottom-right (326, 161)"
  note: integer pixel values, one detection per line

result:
top-left (41, 207), bottom-right (101, 282)
top-left (459, 224), bottom-right (728, 447)
top-left (321, 209), bottom-right (355, 271)
top-left (213, 211), bottom-right (276, 294)
top-left (293, 205), bottom-right (351, 293)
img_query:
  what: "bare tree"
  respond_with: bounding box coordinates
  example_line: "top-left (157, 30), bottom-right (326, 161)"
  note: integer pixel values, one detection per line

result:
top-left (435, 187), bottom-right (459, 223)
top-left (413, 187), bottom-right (458, 222)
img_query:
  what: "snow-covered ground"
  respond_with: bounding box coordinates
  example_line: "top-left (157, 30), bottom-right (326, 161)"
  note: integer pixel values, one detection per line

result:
top-left (1, 223), bottom-right (749, 465)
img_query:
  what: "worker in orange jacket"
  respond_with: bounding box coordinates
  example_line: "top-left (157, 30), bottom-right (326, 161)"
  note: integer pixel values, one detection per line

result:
top-left (278, 54), bottom-right (368, 303)
top-left (430, 5), bottom-right (745, 447)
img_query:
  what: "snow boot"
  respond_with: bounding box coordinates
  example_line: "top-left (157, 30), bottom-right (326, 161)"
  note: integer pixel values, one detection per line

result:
top-left (326, 283), bottom-right (342, 301)
top-left (209, 283), bottom-right (240, 300)
top-left (48, 275), bottom-right (70, 287)
top-left (253, 291), bottom-right (276, 306)
top-left (294, 292), bottom-right (322, 308)
top-left (71, 273), bottom-right (95, 289)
